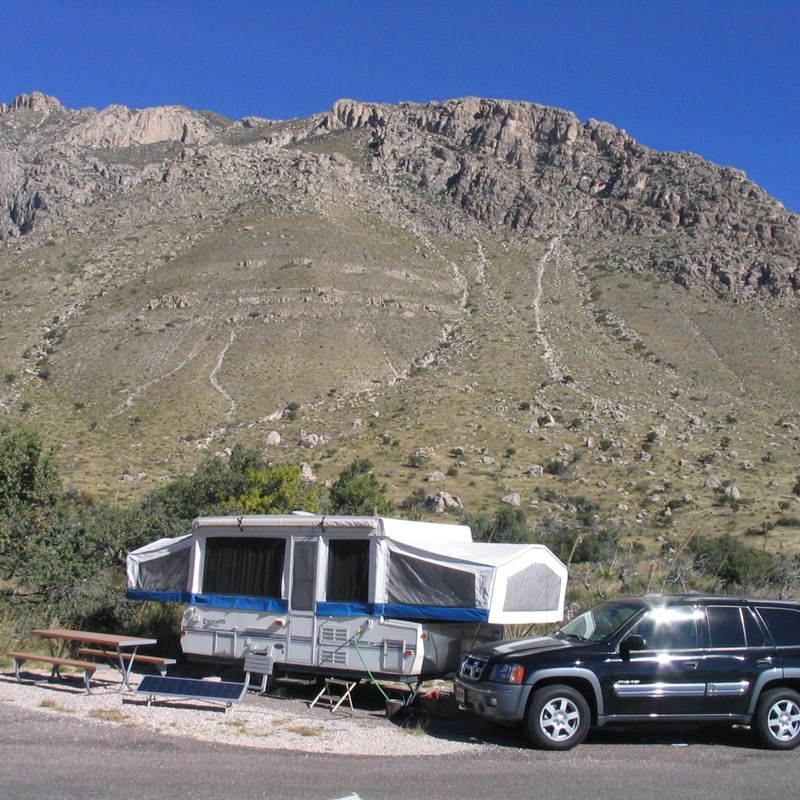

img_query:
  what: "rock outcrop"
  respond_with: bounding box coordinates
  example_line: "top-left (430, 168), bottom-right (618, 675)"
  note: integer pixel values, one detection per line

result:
top-left (327, 98), bottom-right (800, 300)
top-left (1, 92), bottom-right (798, 301)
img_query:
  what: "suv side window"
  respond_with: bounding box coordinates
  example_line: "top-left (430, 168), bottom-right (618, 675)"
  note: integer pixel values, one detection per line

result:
top-left (743, 607), bottom-right (767, 647)
top-left (756, 606), bottom-right (800, 646)
top-left (707, 605), bottom-right (746, 648)
top-left (631, 606), bottom-right (699, 650)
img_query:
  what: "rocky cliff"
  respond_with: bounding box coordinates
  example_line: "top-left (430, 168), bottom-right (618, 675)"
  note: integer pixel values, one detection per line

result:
top-left (325, 97), bottom-right (799, 300)
top-left (2, 92), bottom-right (798, 300)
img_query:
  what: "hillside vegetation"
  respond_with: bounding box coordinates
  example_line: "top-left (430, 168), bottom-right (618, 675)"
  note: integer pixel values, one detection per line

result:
top-left (1, 92), bottom-right (799, 633)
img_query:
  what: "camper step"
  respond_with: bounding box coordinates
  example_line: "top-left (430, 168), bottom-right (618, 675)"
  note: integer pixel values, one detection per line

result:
top-left (310, 678), bottom-right (360, 713)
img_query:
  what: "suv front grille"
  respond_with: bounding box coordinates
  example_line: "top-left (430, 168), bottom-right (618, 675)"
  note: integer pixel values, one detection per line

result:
top-left (460, 655), bottom-right (489, 681)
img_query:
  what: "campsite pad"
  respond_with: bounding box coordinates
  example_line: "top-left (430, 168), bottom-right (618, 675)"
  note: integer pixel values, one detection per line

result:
top-left (1, 668), bottom-right (527, 756)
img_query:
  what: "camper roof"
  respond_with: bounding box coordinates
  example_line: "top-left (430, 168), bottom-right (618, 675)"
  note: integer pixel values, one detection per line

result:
top-left (192, 513), bottom-right (473, 544)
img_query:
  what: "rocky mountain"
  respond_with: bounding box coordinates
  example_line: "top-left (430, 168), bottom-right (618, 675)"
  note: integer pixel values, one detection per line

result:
top-left (1, 91), bottom-right (799, 557)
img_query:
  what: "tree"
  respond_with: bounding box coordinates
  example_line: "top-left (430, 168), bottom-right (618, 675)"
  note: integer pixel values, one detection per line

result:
top-left (233, 464), bottom-right (321, 514)
top-left (689, 534), bottom-right (775, 589)
top-left (0, 428), bottom-right (61, 515)
top-left (328, 459), bottom-right (391, 516)
top-left (145, 444), bottom-right (269, 522)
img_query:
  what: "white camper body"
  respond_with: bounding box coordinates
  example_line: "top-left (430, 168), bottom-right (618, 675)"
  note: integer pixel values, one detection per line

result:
top-left (126, 514), bottom-right (567, 683)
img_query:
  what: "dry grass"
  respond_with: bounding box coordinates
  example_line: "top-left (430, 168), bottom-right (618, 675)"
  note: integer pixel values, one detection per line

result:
top-left (1, 129), bottom-right (798, 570)
top-left (285, 725), bottom-right (322, 738)
top-left (89, 708), bottom-right (128, 723)
top-left (39, 699), bottom-right (75, 713)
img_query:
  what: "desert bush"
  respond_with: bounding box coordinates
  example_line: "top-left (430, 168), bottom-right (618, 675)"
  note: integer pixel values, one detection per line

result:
top-left (399, 488), bottom-right (428, 515)
top-left (543, 459), bottom-right (571, 478)
top-left (327, 458), bottom-right (391, 516)
top-left (464, 506), bottom-right (533, 544)
top-left (688, 534), bottom-right (775, 589)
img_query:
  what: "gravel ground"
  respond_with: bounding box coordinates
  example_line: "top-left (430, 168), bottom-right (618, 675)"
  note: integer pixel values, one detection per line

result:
top-left (0, 666), bottom-right (494, 756)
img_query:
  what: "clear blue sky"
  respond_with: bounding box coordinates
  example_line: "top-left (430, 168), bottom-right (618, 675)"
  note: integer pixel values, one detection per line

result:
top-left (3, 0), bottom-right (799, 212)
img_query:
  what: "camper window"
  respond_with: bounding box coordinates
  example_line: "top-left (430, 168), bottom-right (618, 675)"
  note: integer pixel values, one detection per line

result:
top-left (504, 563), bottom-right (562, 612)
top-left (203, 537), bottom-right (285, 598)
top-left (135, 546), bottom-right (190, 591)
top-left (326, 540), bottom-right (370, 603)
top-left (387, 554), bottom-right (475, 608)
top-left (291, 540), bottom-right (317, 611)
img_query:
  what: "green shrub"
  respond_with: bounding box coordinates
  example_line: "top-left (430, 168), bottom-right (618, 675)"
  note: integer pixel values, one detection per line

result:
top-left (327, 458), bottom-right (391, 516)
top-left (688, 534), bottom-right (774, 589)
top-left (464, 506), bottom-right (533, 545)
top-left (543, 459), bottom-right (572, 478)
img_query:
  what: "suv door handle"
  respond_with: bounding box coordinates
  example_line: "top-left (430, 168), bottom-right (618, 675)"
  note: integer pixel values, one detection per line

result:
top-left (685, 661), bottom-right (699, 669)
top-left (757, 657), bottom-right (773, 667)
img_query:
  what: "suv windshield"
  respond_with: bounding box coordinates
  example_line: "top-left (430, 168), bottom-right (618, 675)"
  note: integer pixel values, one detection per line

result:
top-left (558, 601), bottom-right (642, 642)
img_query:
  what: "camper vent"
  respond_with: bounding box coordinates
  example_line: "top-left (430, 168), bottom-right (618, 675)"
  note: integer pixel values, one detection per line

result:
top-left (319, 625), bottom-right (349, 645)
top-left (319, 649), bottom-right (348, 667)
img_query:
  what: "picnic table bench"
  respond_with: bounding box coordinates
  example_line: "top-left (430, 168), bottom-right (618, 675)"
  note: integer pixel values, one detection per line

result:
top-left (7, 651), bottom-right (97, 692)
top-left (7, 628), bottom-right (159, 692)
top-left (76, 648), bottom-right (176, 677)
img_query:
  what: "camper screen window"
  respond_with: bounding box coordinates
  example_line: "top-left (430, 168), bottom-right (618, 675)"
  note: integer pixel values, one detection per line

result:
top-left (326, 540), bottom-right (370, 603)
top-left (203, 537), bottom-right (285, 598)
top-left (387, 554), bottom-right (475, 608)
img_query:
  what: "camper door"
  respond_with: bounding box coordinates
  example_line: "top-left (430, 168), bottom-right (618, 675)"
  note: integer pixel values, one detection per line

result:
top-left (286, 537), bottom-right (319, 665)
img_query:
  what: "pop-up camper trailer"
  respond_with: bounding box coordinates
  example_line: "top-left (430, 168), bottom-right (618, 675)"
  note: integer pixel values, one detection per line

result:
top-left (126, 514), bottom-right (567, 685)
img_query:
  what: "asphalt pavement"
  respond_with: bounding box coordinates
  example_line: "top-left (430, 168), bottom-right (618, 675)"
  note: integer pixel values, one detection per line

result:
top-left (1, 702), bottom-right (797, 800)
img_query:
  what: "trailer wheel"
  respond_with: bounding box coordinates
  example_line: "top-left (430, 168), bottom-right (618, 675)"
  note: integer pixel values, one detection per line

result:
top-left (524, 684), bottom-right (590, 751)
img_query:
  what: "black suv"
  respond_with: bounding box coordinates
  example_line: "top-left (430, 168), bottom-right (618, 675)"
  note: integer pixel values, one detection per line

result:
top-left (455, 594), bottom-right (800, 750)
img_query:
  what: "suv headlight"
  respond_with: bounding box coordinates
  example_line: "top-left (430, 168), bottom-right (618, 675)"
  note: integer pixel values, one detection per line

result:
top-left (489, 662), bottom-right (525, 684)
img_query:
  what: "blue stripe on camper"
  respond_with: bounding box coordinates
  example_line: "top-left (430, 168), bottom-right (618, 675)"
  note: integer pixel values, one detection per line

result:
top-left (378, 603), bottom-right (489, 622)
top-left (317, 602), bottom-right (489, 622)
top-left (316, 602), bottom-right (373, 617)
top-left (126, 589), bottom-right (187, 603)
top-left (189, 594), bottom-right (289, 612)
top-left (125, 590), bottom-right (288, 612)
top-left (126, 592), bottom-right (485, 621)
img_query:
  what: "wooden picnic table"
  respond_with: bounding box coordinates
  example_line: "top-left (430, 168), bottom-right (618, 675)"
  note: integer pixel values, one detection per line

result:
top-left (30, 628), bottom-right (158, 691)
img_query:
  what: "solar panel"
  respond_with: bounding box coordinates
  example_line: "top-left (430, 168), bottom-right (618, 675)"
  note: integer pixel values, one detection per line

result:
top-left (135, 675), bottom-right (247, 709)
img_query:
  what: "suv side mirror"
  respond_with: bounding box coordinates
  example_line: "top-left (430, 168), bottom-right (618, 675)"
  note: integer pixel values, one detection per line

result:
top-left (620, 634), bottom-right (646, 661)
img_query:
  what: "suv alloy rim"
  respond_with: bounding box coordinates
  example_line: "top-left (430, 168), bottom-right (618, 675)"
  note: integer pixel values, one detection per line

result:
top-left (540, 696), bottom-right (581, 742)
top-left (767, 697), bottom-right (800, 742)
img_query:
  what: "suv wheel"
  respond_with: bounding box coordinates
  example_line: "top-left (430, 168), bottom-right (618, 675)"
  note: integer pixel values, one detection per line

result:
top-left (754, 688), bottom-right (800, 750)
top-left (525, 685), bottom-right (590, 751)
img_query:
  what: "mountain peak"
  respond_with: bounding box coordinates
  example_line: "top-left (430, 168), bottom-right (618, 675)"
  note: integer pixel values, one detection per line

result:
top-left (2, 92), bottom-right (64, 115)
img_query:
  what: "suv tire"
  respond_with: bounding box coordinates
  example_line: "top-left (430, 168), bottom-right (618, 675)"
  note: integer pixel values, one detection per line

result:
top-left (525, 684), bottom-right (590, 751)
top-left (754, 688), bottom-right (800, 750)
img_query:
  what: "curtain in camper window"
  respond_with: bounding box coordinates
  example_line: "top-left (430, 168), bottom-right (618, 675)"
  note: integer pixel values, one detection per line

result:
top-left (203, 537), bottom-right (285, 598)
top-left (326, 540), bottom-right (370, 603)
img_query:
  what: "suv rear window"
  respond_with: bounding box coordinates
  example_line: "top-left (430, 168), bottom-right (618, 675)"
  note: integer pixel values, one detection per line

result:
top-left (756, 606), bottom-right (800, 646)
top-left (707, 605), bottom-right (747, 648)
